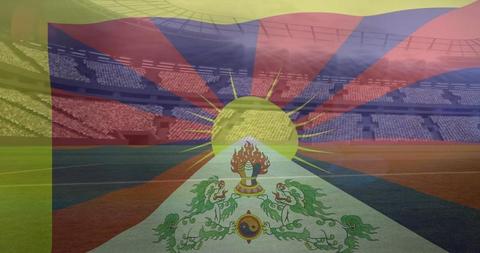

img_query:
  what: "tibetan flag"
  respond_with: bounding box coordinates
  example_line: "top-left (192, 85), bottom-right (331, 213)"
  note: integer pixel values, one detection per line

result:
top-left (2, 1), bottom-right (480, 253)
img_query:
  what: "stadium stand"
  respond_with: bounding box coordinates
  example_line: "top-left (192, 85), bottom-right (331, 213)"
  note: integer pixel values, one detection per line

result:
top-left (85, 60), bottom-right (147, 89)
top-left (291, 80), bottom-right (335, 100)
top-left (400, 87), bottom-right (451, 105)
top-left (51, 124), bottom-right (85, 138)
top-left (0, 99), bottom-right (50, 136)
top-left (280, 79), bottom-right (309, 98)
top-left (0, 87), bottom-right (50, 118)
top-left (0, 24), bottom-right (478, 145)
top-left (199, 72), bottom-right (220, 84)
top-left (158, 71), bottom-right (209, 93)
top-left (49, 53), bottom-right (90, 82)
top-left (300, 113), bottom-right (363, 142)
top-left (0, 117), bottom-right (36, 137)
top-left (171, 106), bottom-right (214, 124)
top-left (168, 120), bottom-right (210, 140)
top-left (431, 116), bottom-right (480, 142)
top-left (218, 76), bottom-right (251, 95)
top-left (13, 42), bottom-right (49, 72)
top-left (37, 94), bottom-right (52, 105)
top-left (372, 114), bottom-right (432, 140)
top-left (52, 110), bottom-right (113, 139)
top-left (134, 104), bottom-right (164, 115)
top-left (52, 96), bottom-right (156, 135)
top-left (0, 41), bottom-right (40, 73)
top-left (450, 90), bottom-right (480, 105)
top-left (343, 85), bottom-right (395, 102)
top-left (252, 77), bottom-right (274, 95)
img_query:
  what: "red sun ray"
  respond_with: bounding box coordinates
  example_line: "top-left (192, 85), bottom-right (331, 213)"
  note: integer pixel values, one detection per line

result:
top-left (300, 139), bottom-right (463, 146)
top-left (52, 89), bottom-right (212, 146)
top-left (250, 13), bottom-right (362, 106)
top-left (52, 18), bottom-right (223, 115)
top-left (296, 1), bottom-right (480, 129)
top-left (298, 142), bottom-right (480, 210)
top-left (52, 151), bottom-right (212, 253)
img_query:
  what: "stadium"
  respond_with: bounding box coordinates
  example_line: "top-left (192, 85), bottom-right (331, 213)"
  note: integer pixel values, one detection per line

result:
top-left (1, 0), bottom-right (479, 252)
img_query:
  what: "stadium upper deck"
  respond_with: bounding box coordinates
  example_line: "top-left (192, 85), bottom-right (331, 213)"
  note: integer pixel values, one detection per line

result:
top-left (0, 2), bottom-right (479, 145)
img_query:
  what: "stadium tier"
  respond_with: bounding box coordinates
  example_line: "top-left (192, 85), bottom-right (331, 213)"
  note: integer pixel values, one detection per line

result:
top-left (400, 87), bottom-right (451, 105)
top-left (300, 112), bottom-right (364, 142)
top-left (372, 114), bottom-right (433, 140)
top-left (49, 53), bottom-right (90, 82)
top-left (431, 115), bottom-right (480, 142)
top-left (451, 89), bottom-right (480, 105)
top-left (0, 41), bottom-right (39, 73)
top-left (0, 12), bottom-right (480, 147)
top-left (85, 60), bottom-right (147, 89)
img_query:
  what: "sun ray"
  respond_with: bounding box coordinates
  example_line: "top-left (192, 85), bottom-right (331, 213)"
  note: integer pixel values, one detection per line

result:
top-left (295, 113), bottom-right (324, 127)
top-left (265, 68), bottom-right (282, 101)
top-left (298, 146), bottom-right (333, 154)
top-left (198, 93), bottom-right (221, 113)
top-left (287, 94), bottom-right (317, 116)
top-left (186, 151), bottom-right (214, 171)
top-left (186, 111), bottom-right (215, 123)
top-left (53, 20), bottom-right (226, 114)
top-left (298, 129), bottom-right (334, 139)
top-left (180, 142), bottom-right (212, 153)
top-left (184, 129), bottom-right (211, 134)
top-left (292, 155), bottom-right (331, 174)
top-left (229, 72), bottom-right (239, 99)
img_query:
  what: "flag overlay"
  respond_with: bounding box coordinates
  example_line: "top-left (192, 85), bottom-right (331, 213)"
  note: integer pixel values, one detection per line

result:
top-left (1, 1), bottom-right (479, 253)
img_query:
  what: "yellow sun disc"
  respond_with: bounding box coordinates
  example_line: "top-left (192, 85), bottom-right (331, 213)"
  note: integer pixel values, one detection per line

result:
top-left (212, 96), bottom-right (298, 159)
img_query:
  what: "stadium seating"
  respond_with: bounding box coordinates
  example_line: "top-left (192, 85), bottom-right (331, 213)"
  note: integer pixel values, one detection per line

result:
top-left (431, 116), bottom-right (480, 142)
top-left (52, 96), bottom-right (156, 135)
top-left (168, 120), bottom-right (210, 140)
top-left (51, 124), bottom-right (85, 138)
top-left (0, 118), bottom-right (35, 137)
top-left (450, 90), bottom-right (480, 105)
top-left (0, 39), bottom-right (479, 144)
top-left (218, 76), bottom-right (251, 95)
top-left (13, 42), bottom-right (49, 72)
top-left (158, 71), bottom-right (209, 93)
top-left (49, 53), bottom-right (90, 82)
top-left (280, 79), bottom-right (308, 99)
top-left (134, 104), bottom-right (164, 115)
top-left (300, 113), bottom-right (363, 142)
top-left (199, 73), bottom-right (220, 84)
top-left (86, 60), bottom-right (146, 89)
top-left (37, 94), bottom-right (51, 105)
top-left (343, 85), bottom-right (394, 102)
top-left (372, 114), bottom-right (432, 140)
top-left (0, 87), bottom-right (50, 119)
top-left (52, 111), bottom-right (113, 139)
top-left (171, 106), bottom-right (214, 124)
top-left (0, 88), bottom-right (133, 139)
top-left (252, 77), bottom-right (274, 95)
top-left (0, 99), bottom-right (50, 136)
top-left (292, 80), bottom-right (334, 100)
top-left (400, 87), bottom-right (451, 104)
top-left (0, 41), bottom-right (39, 73)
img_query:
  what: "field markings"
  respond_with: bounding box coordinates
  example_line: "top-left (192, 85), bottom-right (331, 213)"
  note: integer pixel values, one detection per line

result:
top-left (0, 163), bottom-right (105, 176)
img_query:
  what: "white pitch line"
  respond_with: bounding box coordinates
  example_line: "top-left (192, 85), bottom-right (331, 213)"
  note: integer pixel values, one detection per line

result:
top-left (327, 170), bottom-right (480, 177)
top-left (0, 163), bottom-right (105, 176)
top-left (0, 170), bottom-right (479, 188)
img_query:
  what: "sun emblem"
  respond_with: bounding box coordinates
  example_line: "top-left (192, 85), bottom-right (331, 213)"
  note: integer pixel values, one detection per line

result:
top-left (180, 71), bottom-right (332, 173)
